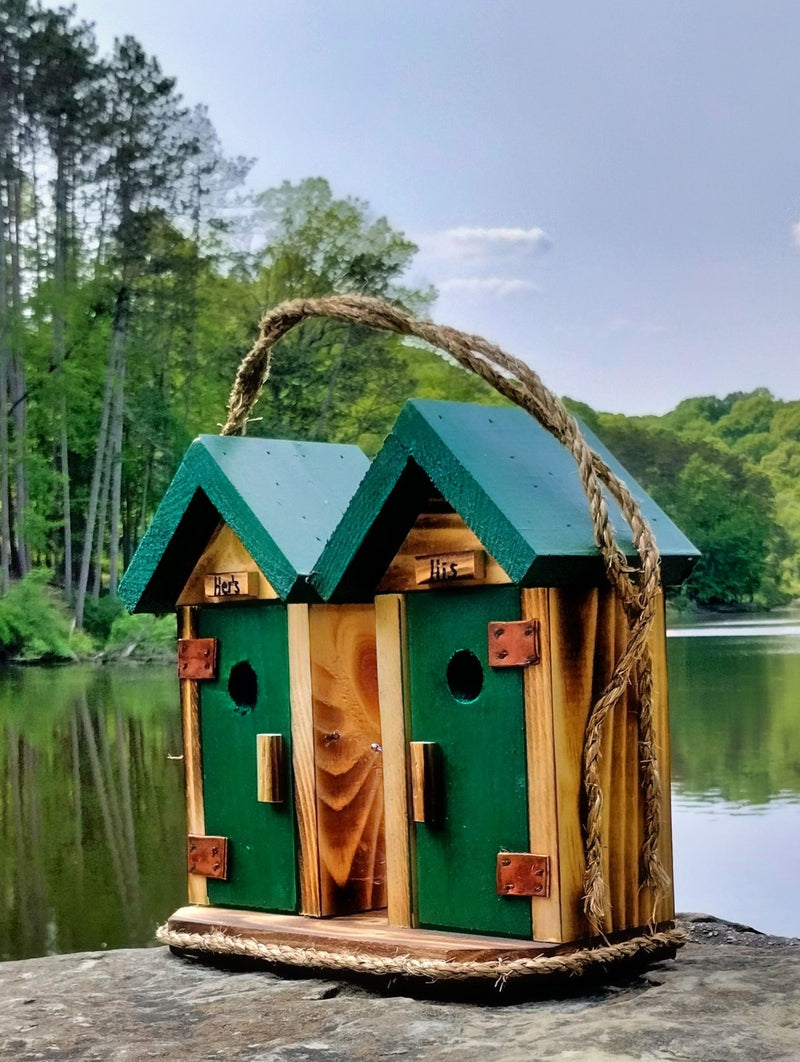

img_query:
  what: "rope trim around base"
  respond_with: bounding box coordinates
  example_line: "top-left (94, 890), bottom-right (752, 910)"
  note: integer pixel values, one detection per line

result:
top-left (156, 924), bottom-right (685, 983)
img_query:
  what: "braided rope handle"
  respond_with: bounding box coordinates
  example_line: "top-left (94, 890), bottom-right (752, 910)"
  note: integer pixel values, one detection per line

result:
top-left (222, 294), bottom-right (668, 934)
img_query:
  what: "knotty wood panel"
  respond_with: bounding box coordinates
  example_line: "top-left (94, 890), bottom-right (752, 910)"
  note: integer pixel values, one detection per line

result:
top-left (309, 604), bottom-right (386, 916)
top-left (179, 606), bottom-right (207, 905)
top-left (178, 523), bottom-right (278, 605)
top-left (548, 587), bottom-right (674, 939)
top-left (374, 594), bottom-right (413, 927)
top-left (377, 512), bottom-right (511, 592)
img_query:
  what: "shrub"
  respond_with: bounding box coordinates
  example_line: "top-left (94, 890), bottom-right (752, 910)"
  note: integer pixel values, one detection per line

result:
top-left (0, 570), bottom-right (93, 662)
top-left (82, 593), bottom-right (126, 643)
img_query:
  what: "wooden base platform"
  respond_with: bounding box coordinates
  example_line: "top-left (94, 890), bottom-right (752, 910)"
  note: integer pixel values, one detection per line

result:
top-left (165, 906), bottom-right (565, 964)
top-left (160, 906), bottom-right (682, 985)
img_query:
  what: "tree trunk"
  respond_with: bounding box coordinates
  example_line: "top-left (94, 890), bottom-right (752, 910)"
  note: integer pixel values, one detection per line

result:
top-left (107, 351), bottom-right (126, 596)
top-left (53, 138), bottom-right (73, 599)
top-left (74, 282), bottom-right (129, 627)
top-left (91, 440), bottom-right (112, 599)
top-left (10, 167), bottom-right (29, 574)
top-left (0, 177), bottom-right (11, 593)
top-left (60, 411), bottom-right (73, 601)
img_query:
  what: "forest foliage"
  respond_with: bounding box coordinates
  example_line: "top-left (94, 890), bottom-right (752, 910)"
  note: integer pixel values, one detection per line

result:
top-left (0, 3), bottom-right (798, 660)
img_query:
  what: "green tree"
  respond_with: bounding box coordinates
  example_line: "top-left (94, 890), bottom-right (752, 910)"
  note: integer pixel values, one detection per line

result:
top-left (249, 178), bottom-right (434, 451)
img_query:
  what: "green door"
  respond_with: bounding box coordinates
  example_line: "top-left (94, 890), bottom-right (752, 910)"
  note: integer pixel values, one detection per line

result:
top-left (406, 586), bottom-right (531, 938)
top-left (198, 603), bottom-right (296, 912)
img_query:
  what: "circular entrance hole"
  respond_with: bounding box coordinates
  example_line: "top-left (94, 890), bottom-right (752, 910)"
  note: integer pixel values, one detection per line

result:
top-left (446, 649), bottom-right (484, 703)
top-left (228, 660), bottom-right (258, 713)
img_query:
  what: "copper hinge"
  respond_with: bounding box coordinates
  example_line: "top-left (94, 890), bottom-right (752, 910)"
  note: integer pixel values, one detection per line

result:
top-left (496, 852), bottom-right (550, 897)
top-left (488, 620), bottom-right (540, 667)
top-left (187, 834), bottom-right (228, 879)
top-left (178, 637), bottom-right (218, 680)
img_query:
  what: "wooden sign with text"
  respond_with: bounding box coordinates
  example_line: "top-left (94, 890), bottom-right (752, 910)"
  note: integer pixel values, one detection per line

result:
top-left (414, 549), bottom-right (486, 586)
top-left (204, 570), bottom-right (259, 602)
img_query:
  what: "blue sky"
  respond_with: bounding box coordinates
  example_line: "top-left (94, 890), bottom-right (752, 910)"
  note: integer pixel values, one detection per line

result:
top-left (72, 0), bottom-right (800, 413)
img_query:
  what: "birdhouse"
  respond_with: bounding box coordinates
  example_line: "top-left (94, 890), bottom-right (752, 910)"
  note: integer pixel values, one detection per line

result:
top-left (122, 399), bottom-right (699, 981)
top-left (310, 399), bottom-right (699, 951)
top-left (118, 433), bottom-right (371, 915)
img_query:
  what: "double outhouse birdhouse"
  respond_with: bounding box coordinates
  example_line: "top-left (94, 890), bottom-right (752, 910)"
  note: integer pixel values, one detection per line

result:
top-left (121, 399), bottom-right (698, 978)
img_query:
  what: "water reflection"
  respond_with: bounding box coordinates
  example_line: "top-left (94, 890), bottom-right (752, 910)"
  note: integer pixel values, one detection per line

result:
top-left (668, 615), bottom-right (800, 937)
top-left (668, 624), bottom-right (800, 804)
top-left (0, 665), bottom-right (184, 961)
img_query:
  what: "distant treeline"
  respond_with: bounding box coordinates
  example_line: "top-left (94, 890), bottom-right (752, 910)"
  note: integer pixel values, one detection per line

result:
top-left (567, 390), bottom-right (800, 609)
top-left (0, 3), bottom-right (795, 664)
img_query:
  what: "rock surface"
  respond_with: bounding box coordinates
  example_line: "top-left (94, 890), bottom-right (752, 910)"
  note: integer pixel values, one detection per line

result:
top-left (1, 916), bottom-right (798, 1062)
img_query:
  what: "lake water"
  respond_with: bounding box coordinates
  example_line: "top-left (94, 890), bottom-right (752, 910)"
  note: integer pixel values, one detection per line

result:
top-left (668, 609), bottom-right (800, 937)
top-left (1, 612), bottom-right (798, 961)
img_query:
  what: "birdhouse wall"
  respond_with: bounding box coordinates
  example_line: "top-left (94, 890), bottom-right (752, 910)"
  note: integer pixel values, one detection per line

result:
top-left (177, 523), bottom-right (279, 605)
top-left (309, 605), bottom-right (386, 916)
top-left (534, 586), bottom-right (673, 942)
top-left (376, 510), bottom-right (511, 592)
top-left (375, 586), bottom-right (673, 944)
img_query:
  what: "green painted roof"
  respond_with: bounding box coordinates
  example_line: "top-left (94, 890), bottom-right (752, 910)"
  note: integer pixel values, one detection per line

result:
top-left (119, 435), bottom-right (369, 612)
top-left (312, 399), bottom-right (699, 599)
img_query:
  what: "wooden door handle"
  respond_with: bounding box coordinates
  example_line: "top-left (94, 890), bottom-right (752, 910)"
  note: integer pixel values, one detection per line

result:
top-left (256, 734), bottom-right (285, 803)
top-left (409, 741), bottom-right (442, 824)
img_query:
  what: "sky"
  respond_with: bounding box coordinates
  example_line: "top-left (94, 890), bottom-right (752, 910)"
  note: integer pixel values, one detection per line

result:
top-left (70, 0), bottom-right (800, 414)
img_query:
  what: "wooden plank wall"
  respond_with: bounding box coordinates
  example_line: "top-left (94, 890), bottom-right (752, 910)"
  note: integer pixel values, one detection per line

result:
top-left (546, 586), bottom-right (673, 940)
top-left (287, 604), bottom-right (321, 916)
top-left (179, 606), bottom-right (208, 905)
top-left (308, 604), bottom-right (387, 916)
top-left (521, 588), bottom-right (561, 941)
top-left (374, 594), bottom-right (414, 926)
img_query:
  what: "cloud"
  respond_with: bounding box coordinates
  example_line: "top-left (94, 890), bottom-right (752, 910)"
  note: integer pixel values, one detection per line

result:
top-left (423, 226), bottom-right (553, 261)
top-left (791, 221), bottom-right (800, 247)
top-left (438, 277), bottom-right (539, 296)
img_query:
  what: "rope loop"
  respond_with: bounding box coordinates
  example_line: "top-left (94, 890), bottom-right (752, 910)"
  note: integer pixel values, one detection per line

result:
top-left (223, 294), bottom-right (667, 935)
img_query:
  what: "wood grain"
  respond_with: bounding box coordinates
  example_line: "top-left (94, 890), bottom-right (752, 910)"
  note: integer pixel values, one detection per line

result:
top-left (549, 587), bottom-right (599, 941)
top-left (177, 523), bottom-right (278, 605)
top-left (413, 549), bottom-right (486, 586)
top-left (521, 588), bottom-right (561, 942)
top-left (309, 604), bottom-right (386, 916)
top-left (374, 593), bottom-right (413, 927)
top-left (409, 742), bottom-right (440, 823)
top-left (378, 512), bottom-right (511, 592)
top-left (167, 905), bottom-right (565, 962)
top-left (256, 734), bottom-right (284, 803)
top-left (179, 606), bottom-right (207, 905)
top-left (644, 593), bottom-right (675, 925)
top-left (203, 570), bottom-right (260, 602)
top-left (287, 604), bottom-right (321, 916)
top-left (547, 586), bottom-right (674, 938)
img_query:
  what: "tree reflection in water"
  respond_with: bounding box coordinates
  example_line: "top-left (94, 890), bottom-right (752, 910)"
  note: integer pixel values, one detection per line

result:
top-left (0, 665), bottom-right (184, 961)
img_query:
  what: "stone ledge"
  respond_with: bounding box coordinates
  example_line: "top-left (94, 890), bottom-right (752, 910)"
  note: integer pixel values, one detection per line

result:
top-left (1, 916), bottom-right (798, 1062)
